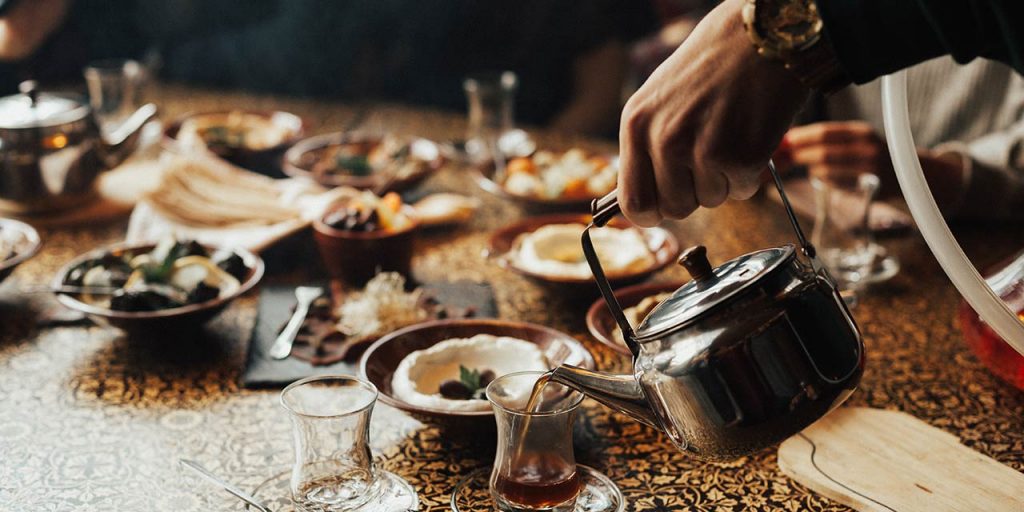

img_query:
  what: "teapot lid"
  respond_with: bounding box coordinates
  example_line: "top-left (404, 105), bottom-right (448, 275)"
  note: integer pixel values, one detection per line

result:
top-left (634, 245), bottom-right (795, 342)
top-left (0, 81), bottom-right (88, 129)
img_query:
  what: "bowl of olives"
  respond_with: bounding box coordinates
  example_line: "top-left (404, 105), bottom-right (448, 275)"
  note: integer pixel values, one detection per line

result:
top-left (53, 238), bottom-right (263, 333)
top-left (312, 191), bottom-right (419, 286)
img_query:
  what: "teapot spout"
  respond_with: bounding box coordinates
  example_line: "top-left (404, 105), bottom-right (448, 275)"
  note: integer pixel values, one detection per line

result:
top-left (99, 103), bottom-right (158, 168)
top-left (550, 365), bottom-right (661, 430)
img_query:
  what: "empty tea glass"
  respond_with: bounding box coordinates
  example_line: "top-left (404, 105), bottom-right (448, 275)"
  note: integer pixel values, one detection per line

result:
top-left (463, 71), bottom-right (518, 161)
top-left (487, 371), bottom-right (584, 512)
top-left (811, 173), bottom-right (899, 302)
top-left (84, 59), bottom-right (146, 137)
top-left (280, 375), bottom-right (417, 512)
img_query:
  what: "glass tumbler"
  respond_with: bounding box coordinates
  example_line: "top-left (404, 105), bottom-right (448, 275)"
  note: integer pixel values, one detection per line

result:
top-left (463, 71), bottom-right (518, 161)
top-left (84, 59), bottom-right (145, 137)
top-left (280, 375), bottom-right (393, 512)
top-left (811, 173), bottom-right (882, 294)
top-left (486, 371), bottom-right (584, 512)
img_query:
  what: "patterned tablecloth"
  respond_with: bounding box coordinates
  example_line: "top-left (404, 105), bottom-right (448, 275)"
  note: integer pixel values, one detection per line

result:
top-left (1, 84), bottom-right (1022, 511)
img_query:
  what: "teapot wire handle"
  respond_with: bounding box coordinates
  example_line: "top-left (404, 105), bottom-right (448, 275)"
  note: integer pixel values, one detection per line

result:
top-left (583, 159), bottom-right (824, 358)
top-left (765, 159), bottom-right (818, 262)
top-left (582, 224), bottom-right (641, 357)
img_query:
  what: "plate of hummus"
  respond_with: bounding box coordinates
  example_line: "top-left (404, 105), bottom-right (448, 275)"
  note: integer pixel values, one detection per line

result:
top-left (0, 218), bottom-right (40, 285)
top-left (488, 214), bottom-right (680, 295)
top-left (359, 319), bottom-right (595, 429)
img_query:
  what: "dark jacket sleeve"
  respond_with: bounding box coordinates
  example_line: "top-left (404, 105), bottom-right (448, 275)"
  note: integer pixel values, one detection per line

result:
top-left (816, 0), bottom-right (1024, 84)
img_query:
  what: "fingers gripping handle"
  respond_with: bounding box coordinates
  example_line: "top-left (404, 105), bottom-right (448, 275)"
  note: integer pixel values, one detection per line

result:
top-left (583, 159), bottom-right (820, 360)
top-left (590, 160), bottom-right (816, 258)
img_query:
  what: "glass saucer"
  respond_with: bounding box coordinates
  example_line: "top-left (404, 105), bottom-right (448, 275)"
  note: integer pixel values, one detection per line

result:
top-left (450, 465), bottom-right (624, 512)
top-left (244, 469), bottom-right (418, 511)
top-left (824, 243), bottom-right (900, 287)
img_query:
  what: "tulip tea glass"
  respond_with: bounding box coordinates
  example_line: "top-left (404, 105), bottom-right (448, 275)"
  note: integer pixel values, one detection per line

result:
top-left (486, 371), bottom-right (584, 512)
top-left (84, 59), bottom-right (145, 137)
top-left (811, 173), bottom-right (899, 299)
top-left (463, 71), bottom-right (518, 161)
top-left (280, 375), bottom-right (417, 512)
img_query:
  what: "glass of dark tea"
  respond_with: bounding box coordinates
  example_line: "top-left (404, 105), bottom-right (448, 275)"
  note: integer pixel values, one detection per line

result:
top-left (280, 375), bottom-right (417, 512)
top-left (486, 371), bottom-right (584, 512)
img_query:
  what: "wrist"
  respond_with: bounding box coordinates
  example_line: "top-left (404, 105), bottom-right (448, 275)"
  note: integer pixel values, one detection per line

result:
top-left (741, 0), bottom-right (851, 94)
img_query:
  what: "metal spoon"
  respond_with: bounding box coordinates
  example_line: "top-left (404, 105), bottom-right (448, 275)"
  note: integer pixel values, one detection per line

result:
top-left (179, 459), bottom-right (272, 512)
top-left (269, 286), bottom-right (325, 360)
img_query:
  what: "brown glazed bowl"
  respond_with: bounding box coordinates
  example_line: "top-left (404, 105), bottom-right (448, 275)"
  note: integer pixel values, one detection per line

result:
top-left (0, 218), bottom-right (41, 285)
top-left (586, 281), bottom-right (685, 356)
top-left (162, 110), bottom-right (305, 176)
top-left (471, 155), bottom-right (616, 213)
top-left (312, 206), bottom-right (419, 287)
top-left (283, 132), bottom-right (445, 192)
top-left (359, 319), bottom-right (595, 435)
top-left (487, 213), bottom-right (680, 298)
top-left (53, 242), bottom-right (263, 335)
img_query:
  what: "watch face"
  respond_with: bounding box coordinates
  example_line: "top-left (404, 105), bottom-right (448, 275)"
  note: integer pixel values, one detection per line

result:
top-left (756, 0), bottom-right (823, 52)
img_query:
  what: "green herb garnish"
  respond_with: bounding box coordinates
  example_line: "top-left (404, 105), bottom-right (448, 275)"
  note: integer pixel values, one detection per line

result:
top-left (460, 365), bottom-right (482, 390)
top-left (335, 154), bottom-right (372, 176)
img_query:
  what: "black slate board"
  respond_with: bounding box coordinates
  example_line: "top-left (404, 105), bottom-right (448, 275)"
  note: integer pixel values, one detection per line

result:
top-left (241, 280), bottom-right (497, 388)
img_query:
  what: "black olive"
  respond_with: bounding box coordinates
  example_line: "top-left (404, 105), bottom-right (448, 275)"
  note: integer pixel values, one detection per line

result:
top-left (439, 380), bottom-right (472, 400)
top-left (98, 253), bottom-right (128, 268)
top-left (181, 240), bottom-right (209, 258)
top-left (214, 252), bottom-right (249, 281)
top-left (65, 263), bottom-right (89, 286)
top-left (109, 290), bottom-right (182, 312)
top-left (479, 370), bottom-right (496, 388)
top-left (186, 282), bottom-right (220, 304)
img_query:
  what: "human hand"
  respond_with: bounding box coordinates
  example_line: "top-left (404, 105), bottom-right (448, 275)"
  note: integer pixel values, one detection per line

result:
top-left (0, 0), bottom-right (70, 62)
top-left (617, 0), bottom-right (810, 226)
top-left (782, 121), bottom-right (890, 187)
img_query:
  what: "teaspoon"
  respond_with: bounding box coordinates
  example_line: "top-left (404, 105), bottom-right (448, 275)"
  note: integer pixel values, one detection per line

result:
top-left (179, 459), bottom-right (272, 512)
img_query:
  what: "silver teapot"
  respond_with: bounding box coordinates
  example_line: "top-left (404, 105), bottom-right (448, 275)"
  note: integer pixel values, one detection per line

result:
top-left (0, 81), bottom-right (157, 213)
top-left (552, 163), bottom-right (864, 461)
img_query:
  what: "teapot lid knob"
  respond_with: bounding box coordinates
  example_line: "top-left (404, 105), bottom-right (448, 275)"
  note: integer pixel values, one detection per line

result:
top-left (679, 245), bottom-right (713, 282)
top-left (18, 80), bottom-right (38, 106)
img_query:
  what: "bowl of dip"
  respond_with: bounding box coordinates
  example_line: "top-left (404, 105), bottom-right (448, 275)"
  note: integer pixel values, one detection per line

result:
top-left (359, 319), bottom-right (595, 434)
top-left (487, 214), bottom-right (680, 297)
top-left (0, 218), bottom-right (40, 285)
top-left (163, 110), bottom-right (305, 176)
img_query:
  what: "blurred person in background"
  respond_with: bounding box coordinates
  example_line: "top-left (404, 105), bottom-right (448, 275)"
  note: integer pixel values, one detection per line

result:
top-left (0, 0), bottom-right (655, 137)
top-left (628, 1), bottom-right (1024, 223)
top-left (777, 58), bottom-right (1024, 222)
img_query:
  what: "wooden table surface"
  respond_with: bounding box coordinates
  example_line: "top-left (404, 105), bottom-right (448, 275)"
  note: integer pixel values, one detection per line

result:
top-left (1, 84), bottom-right (1022, 511)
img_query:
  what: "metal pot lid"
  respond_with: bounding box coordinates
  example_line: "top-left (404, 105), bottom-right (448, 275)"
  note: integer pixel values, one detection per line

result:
top-left (634, 244), bottom-right (795, 342)
top-left (0, 82), bottom-right (89, 129)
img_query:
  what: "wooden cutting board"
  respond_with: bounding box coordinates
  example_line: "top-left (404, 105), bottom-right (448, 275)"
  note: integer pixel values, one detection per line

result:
top-left (778, 407), bottom-right (1024, 511)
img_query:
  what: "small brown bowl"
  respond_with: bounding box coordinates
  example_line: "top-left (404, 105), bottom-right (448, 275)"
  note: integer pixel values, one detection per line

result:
top-left (359, 319), bottom-right (595, 433)
top-left (487, 214), bottom-right (680, 297)
top-left (163, 110), bottom-right (306, 175)
top-left (283, 132), bottom-right (445, 192)
top-left (472, 158), bottom-right (616, 213)
top-left (312, 206), bottom-right (419, 286)
top-left (0, 218), bottom-right (41, 285)
top-left (53, 242), bottom-right (263, 334)
top-left (586, 281), bottom-right (684, 356)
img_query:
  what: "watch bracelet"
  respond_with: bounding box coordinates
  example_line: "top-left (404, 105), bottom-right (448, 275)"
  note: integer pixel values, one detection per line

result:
top-left (782, 35), bottom-right (852, 94)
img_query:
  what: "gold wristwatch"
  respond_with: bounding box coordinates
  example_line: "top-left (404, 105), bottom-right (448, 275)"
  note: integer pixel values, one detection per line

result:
top-left (741, 0), bottom-right (850, 94)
